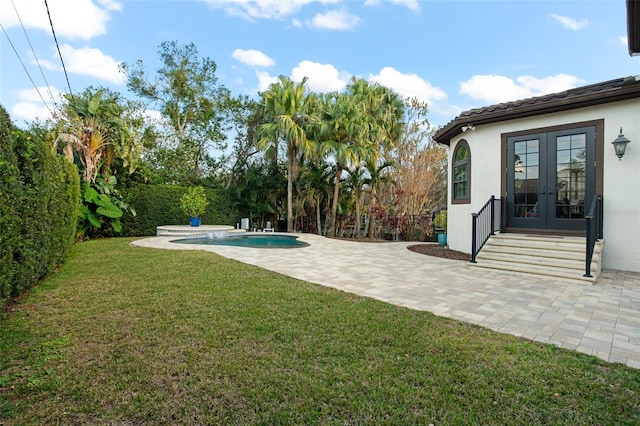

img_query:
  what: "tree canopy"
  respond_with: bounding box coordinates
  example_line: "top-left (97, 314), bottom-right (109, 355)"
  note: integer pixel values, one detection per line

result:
top-left (20, 40), bottom-right (447, 241)
top-left (120, 41), bottom-right (232, 183)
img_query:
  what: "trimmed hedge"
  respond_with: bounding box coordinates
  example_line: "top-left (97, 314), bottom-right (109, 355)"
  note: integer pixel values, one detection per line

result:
top-left (0, 106), bottom-right (79, 309)
top-left (121, 183), bottom-right (236, 236)
top-left (0, 106), bottom-right (20, 307)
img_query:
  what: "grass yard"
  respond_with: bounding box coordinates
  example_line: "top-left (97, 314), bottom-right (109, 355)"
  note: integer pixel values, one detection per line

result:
top-left (1, 238), bottom-right (639, 425)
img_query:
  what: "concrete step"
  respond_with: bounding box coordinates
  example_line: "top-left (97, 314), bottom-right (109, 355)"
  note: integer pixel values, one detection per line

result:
top-left (476, 251), bottom-right (600, 272)
top-left (156, 225), bottom-right (243, 237)
top-left (472, 233), bottom-right (604, 283)
top-left (480, 244), bottom-right (594, 261)
top-left (484, 234), bottom-right (591, 252)
top-left (470, 259), bottom-right (599, 283)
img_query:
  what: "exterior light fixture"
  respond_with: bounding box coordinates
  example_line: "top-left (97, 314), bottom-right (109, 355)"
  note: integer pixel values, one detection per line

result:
top-left (611, 127), bottom-right (631, 160)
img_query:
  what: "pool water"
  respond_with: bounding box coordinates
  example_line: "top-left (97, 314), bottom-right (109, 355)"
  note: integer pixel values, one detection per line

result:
top-left (172, 234), bottom-right (309, 248)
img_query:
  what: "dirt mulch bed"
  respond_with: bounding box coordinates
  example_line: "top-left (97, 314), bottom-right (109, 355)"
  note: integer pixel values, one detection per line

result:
top-left (407, 244), bottom-right (470, 261)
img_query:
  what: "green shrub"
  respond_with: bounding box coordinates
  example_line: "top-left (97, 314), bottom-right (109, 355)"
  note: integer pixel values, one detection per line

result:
top-left (0, 106), bottom-right (21, 304)
top-left (180, 186), bottom-right (209, 218)
top-left (0, 106), bottom-right (79, 309)
top-left (77, 174), bottom-right (136, 239)
top-left (121, 184), bottom-right (236, 236)
top-left (433, 210), bottom-right (448, 233)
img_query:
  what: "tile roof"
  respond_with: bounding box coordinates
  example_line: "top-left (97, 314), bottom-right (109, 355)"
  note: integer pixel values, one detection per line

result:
top-left (434, 76), bottom-right (640, 145)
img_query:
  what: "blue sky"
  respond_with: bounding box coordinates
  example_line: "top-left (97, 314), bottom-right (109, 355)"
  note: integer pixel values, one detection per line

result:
top-left (1, 0), bottom-right (638, 128)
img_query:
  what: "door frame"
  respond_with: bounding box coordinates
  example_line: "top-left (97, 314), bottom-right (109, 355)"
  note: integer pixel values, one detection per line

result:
top-left (501, 119), bottom-right (604, 235)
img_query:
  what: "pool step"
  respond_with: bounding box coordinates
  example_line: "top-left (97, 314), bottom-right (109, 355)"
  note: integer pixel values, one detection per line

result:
top-left (156, 225), bottom-right (243, 237)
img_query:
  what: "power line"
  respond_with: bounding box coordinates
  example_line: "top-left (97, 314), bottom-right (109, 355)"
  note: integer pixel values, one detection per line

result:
top-left (44, 0), bottom-right (75, 109)
top-left (10, 0), bottom-right (58, 110)
top-left (0, 21), bottom-right (55, 117)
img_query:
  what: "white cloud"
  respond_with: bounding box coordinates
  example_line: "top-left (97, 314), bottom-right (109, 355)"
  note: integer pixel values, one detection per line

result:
top-left (57, 44), bottom-right (125, 85)
top-left (459, 74), bottom-right (586, 104)
top-left (388, 0), bottom-right (420, 12)
top-left (16, 86), bottom-right (60, 103)
top-left (368, 67), bottom-right (447, 104)
top-left (291, 18), bottom-right (303, 28)
top-left (516, 74), bottom-right (586, 95)
top-left (253, 63), bottom-right (451, 118)
top-left (96, 0), bottom-right (122, 11)
top-left (12, 102), bottom-right (54, 122)
top-left (619, 36), bottom-right (628, 47)
top-left (203, 0), bottom-right (341, 20)
top-left (291, 60), bottom-right (351, 92)
top-left (30, 51), bottom-right (60, 72)
top-left (143, 109), bottom-right (163, 124)
top-left (551, 14), bottom-right (589, 30)
top-left (256, 71), bottom-right (280, 92)
top-left (460, 75), bottom-right (528, 103)
top-left (10, 87), bottom-right (64, 122)
top-left (232, 49), bottom-right (275, 67)
top-left (0, 0), bottom-right (121, 40)
top-left (364, 0), bottom-right (420, 11)
top-left (255, 61), bottom-right (350, 94)
top-left (310, 9), bottom-right (360, 31)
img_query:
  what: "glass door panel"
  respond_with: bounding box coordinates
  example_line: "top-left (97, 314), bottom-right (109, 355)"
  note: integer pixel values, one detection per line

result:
top-left (546, 127), bottom-right (595, 231)
top-left (507, 134), bottom-right (546, 229)
top-left (506, 126), bottom-right (595, 231)
top-left (513, 139), bottom-right (540, 219)
top-left (555, 134), bottom-right (586, 219)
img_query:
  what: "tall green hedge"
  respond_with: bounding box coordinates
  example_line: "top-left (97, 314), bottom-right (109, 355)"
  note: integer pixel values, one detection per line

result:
top-left (0, 107), bottom-right (20, 306)
top-left (121, 183), bottom-right (236, 236)
top-left (0, 106), bottom-right (79, 309)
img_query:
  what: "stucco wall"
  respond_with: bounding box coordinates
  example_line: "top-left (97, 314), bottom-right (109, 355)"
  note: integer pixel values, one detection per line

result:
top-left (446, 98), bottom-right (639, 272)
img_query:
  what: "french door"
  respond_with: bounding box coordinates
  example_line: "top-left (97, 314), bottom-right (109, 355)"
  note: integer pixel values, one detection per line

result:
top-left (506, 126), bottom-right (596, 231)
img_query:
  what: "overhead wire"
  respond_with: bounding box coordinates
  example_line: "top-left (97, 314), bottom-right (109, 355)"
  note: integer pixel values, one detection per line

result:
top-left (0, 20), bottom-right (55, 117)
top-left (10, 0), bottom-right (59, 110)
top-left (43, 0), bottom-right (75, 109)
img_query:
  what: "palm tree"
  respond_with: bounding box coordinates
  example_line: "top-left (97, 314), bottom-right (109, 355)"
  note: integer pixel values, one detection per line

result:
top-left (315, 91), bottom-right (362, 237)
top-left (56, 88), bottom-right (139, 238)
top-left (297, 159), bottom-right (333, 235)
top-left (257, 76), bottom-right (316, 233)
top-left (349, 77), bottom-right (405, 158)
top-left (363, 159), bottom-right (395, 239)
top-left (348, 80), bottom-right (404, 239)
top-left (344, 164), bottom-right (370, 238)
top-left (57, 88), bottom-right (130, 183)
top-left (318, 78), bottom-right (405, 237)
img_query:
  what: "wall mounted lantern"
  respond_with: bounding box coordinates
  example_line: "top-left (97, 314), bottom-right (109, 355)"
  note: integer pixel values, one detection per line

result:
top-left (611, 127), bottom-right (631, 160)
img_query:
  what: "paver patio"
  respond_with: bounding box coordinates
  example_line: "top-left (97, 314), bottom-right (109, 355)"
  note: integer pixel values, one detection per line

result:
top-left (132, 233), bottom-right (640, 368)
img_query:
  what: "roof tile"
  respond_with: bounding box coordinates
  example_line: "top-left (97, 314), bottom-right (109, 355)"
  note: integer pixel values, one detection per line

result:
top-left (434, 76), bottom-right (640, 144)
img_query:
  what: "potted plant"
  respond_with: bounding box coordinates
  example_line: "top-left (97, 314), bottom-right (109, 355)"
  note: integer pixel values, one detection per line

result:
top-left (180, 186), bottom-right (209, 227)
top-left (433, 210), bottom-right (448, 246)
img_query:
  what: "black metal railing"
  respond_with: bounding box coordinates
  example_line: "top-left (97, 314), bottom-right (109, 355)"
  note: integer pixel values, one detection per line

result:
top-left (584, 194), bottom-right (603, 278)
top-left (471, 196), bottom-right (502, 263)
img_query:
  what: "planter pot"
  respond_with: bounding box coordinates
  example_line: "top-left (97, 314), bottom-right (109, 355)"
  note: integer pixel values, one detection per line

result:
top-left (437, 233), bottom-right (447, 246)
top-left (190, 217), bottom-right (201, 227)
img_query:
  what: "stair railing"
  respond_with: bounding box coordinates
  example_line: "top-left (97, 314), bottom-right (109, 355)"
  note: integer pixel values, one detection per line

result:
top-left (471, 196), bottom-right (502, 263)
top-left (584, 194), bottom-right (603, 278)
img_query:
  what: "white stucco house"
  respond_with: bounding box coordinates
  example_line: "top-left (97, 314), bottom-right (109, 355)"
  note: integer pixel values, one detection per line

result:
top-left (433, 76), bottom-right (640, 278)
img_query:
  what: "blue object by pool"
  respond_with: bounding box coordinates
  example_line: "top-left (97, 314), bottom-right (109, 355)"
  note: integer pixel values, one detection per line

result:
top-left (172, 234), bottom-right (309, 248)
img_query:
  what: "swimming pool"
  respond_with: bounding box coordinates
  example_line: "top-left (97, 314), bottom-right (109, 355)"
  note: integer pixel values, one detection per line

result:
top-left (172, 234), bottom-right (309, 248)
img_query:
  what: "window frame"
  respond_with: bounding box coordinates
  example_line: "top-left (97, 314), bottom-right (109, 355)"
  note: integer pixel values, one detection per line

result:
top-left (451, 139), bottom-right (471, 204)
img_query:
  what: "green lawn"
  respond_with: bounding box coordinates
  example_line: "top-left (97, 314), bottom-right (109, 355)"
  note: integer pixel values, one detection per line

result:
top-left (1, 238), bottom-right (639, 425)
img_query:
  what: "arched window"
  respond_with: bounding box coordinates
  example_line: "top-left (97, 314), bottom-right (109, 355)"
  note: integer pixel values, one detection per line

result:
top-left (452, 140), bottom-right (470, 203)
